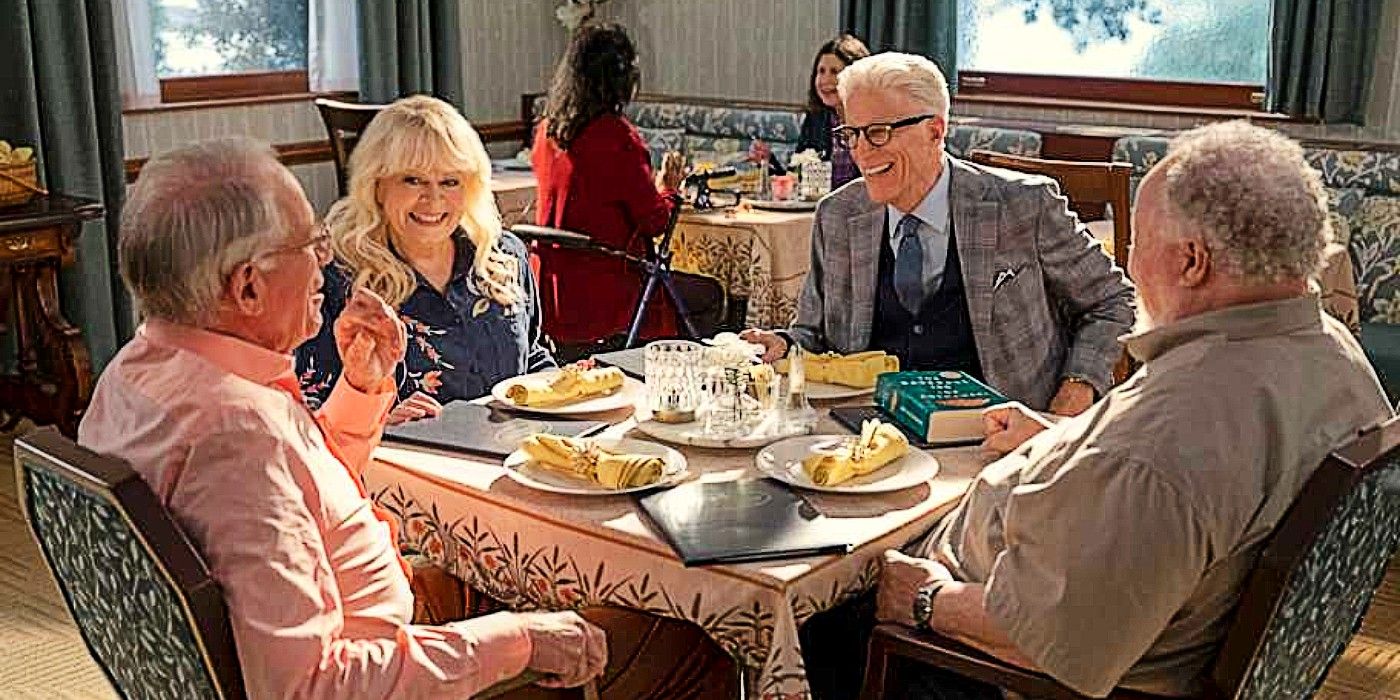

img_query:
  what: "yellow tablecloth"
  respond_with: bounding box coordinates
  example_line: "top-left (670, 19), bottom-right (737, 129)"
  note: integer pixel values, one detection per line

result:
top-left (672, 206), bottom-right (815, 329)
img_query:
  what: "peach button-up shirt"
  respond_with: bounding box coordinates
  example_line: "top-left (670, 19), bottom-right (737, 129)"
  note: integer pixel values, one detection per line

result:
top-left (79, 320), bottom-right (532, 699)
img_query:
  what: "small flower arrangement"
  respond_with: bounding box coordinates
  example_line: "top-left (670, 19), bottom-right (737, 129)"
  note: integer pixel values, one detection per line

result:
top-left (556, 0), bottom-right (612, 31)
top-left (787, 148), bottom-right (822, 171)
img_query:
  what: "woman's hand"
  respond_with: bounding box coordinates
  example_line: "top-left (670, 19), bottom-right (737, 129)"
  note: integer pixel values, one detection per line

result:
top-left (385, 391), bottom-right (443, 426)
top-left (656, 151), bottom-right (686, 192)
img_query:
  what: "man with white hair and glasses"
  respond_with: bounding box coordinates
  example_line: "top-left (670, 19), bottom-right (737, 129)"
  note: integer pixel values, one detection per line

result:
top-left (805, 121), bottom-right (1391, 699)
top-left (745, 52), bottom-right (1134, 416)
top-left (78, 139), bottom-right (610, 698)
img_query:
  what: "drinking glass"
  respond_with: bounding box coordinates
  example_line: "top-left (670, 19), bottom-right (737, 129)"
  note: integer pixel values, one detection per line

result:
top-left (644, 340), bottom-right (704, 423)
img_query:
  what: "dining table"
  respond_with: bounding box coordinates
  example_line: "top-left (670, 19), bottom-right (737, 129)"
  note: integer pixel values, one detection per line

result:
top-left (364, 362), bottom-right (990, 700)
top-left (486, 168), bottom-right (817, 330)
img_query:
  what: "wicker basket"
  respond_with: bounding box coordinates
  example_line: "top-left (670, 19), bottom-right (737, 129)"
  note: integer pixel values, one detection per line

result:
top-left (0, 161), bottom-right (39, 207)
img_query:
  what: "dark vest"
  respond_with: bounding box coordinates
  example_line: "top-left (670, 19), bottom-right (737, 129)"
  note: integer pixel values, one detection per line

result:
top-left (870, 219), bottom-right (983, 377)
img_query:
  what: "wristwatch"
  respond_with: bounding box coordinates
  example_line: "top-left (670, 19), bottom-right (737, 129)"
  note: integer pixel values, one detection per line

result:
top-left (911, 579), bottom-right (950, 630)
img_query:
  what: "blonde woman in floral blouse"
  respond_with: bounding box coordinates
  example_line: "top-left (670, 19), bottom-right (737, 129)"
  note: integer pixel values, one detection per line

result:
top-left (297, 95), bottom-right (556, 414)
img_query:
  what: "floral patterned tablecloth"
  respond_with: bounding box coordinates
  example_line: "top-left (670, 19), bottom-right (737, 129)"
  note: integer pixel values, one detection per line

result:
top-left (672, 207), bottom-right (815, 329)
top-left (366, 409), bottom-right (986, 699)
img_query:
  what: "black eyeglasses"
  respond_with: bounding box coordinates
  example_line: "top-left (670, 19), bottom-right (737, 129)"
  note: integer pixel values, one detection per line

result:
top-left (832, 114), bottom-right (938, 149)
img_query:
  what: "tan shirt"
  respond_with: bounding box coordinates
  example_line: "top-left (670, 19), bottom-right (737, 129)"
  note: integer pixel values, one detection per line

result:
top-left (917, 297), bottom-right (1392, 697)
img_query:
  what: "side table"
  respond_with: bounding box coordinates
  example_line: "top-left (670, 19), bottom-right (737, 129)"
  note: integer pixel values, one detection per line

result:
top-left (0, 194), bottom-right (102, 436)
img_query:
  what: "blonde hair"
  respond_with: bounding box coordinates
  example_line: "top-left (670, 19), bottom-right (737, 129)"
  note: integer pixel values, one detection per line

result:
top-left (837, 52), bottom-right (950, 123)
top-left (324, 95), bottom-right (519, 307)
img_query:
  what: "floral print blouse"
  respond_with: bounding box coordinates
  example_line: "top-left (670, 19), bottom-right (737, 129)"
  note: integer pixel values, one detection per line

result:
top-left (296, 230), bottom-right (556, 407)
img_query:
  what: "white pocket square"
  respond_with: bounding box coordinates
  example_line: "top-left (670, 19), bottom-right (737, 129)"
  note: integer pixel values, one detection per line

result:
top-left (992, 267), bottom-right (1020, 291)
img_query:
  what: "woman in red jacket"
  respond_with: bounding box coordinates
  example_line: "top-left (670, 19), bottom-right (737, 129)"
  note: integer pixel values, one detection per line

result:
top-left (532, 22), bottom-right (685, 347)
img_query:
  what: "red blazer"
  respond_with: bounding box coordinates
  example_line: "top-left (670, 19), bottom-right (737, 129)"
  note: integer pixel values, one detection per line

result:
top-left (531, 114), bottom-right (677, 344)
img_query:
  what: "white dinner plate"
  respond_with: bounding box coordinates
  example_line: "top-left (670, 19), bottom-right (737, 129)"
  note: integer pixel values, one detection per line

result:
top-left (491, 371), bottom-right (645, 415)
top-left (745, 198), bottom-right (818, 212)
top-left (502, 437), bottom-right (689, 495)
top-left (756, 435), bottom-right (939, 494)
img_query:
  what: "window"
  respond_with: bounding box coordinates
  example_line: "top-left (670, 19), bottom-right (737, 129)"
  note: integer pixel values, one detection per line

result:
top-left (958, 0), bottom-right (1270, 110)
top-left (152, 0), bottom-right (310, 102)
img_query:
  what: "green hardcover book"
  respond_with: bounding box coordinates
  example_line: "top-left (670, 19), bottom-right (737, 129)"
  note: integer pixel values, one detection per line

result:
top-left (874, 371), bottom-right (1011, 444)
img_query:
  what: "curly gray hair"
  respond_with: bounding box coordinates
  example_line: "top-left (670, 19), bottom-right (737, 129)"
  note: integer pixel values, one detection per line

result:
top-left (119, 138), bottom-right (294, 326)
top-left (1160, 121), bottom-right (1331, 282)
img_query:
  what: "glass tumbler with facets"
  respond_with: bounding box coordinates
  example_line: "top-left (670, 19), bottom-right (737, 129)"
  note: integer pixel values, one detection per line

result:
top-left (644, 340), bottom-right (704, 423)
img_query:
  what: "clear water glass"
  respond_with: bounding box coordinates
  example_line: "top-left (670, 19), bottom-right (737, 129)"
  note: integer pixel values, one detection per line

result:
top-left (644, 340), bottom-right (704, 423)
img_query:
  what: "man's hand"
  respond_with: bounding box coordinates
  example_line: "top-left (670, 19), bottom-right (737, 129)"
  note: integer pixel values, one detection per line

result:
top-left (385, 391), bottom-right (442, 426)
top-left (521, 611), bottom-right (608, 688)
top-left (739, 329), bottom-right (788, 363)
top-left (1048, 379), bottom-right (1095, 417)
top-left (876, 550), bottom-right (953, 628)
top-left (981, 403), bottom-right (1053, 456)
top-left (334, 288), bottom-right (406, 393)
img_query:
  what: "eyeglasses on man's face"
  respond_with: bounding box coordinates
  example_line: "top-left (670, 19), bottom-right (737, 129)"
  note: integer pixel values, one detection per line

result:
top-left (832, 114), bottom-right (939, 149)
top-left (255, 225), bottom-right (333, 267)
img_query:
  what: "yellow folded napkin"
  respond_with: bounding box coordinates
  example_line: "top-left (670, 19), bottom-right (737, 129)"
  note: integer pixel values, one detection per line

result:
top-left (506, 366), bottom-right (624, 407)
top-left (802, 420), bottom-right (909, 486)
top-left (776, 351), bottom-right (899, 388)
top-left (519, 434), bottom-right (665, 489)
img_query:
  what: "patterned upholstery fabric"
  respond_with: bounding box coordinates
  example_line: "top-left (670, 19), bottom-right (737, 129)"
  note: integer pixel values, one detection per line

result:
top-left (1306, 148), bottom-right (1400, 193)
top-left (1235, 463), bottom-right (1400, 700)
top-left (944, 124), bottom-right (1043, 159)
top-left (1353, 197), bottom-right (1400, 324)
top-left (21, 465), bottom-right (224, 699)
top-left (637, 126), bottom-right (686, 169)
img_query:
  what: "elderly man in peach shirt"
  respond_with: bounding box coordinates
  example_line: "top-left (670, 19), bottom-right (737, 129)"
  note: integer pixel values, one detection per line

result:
top-left (79, 139), bottom-right (606, 698)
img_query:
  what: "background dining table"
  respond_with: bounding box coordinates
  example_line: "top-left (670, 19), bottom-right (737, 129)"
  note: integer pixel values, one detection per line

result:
top-left (489, 169), bottom-right (816, 330)
top-left (365, 386), bottom-right (990, 700)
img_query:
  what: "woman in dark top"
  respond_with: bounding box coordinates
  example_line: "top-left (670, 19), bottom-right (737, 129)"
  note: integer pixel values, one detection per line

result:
top-left (531, 22), bottom-right (686, 346)
top-left (792, 34), bottom-right (870, 189)
top-left (297, 95), bottom-right (555, 411)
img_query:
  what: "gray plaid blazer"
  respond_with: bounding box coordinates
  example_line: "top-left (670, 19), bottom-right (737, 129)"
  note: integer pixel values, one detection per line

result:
top-left (788, 155), bottom-right (1135, 410)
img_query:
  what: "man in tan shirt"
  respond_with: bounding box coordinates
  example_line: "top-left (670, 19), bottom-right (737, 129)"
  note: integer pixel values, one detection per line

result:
top-left (864, 121), bottom-right (1393, 698)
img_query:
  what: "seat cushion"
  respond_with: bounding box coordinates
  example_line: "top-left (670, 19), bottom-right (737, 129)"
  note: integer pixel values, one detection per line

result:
top-left (1350, 195), bottom-right (1400, 323)
top-left (638, 126), bottom-right (686, 169)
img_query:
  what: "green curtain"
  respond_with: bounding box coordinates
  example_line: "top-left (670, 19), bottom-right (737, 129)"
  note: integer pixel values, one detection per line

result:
top-left (1268, 0), bottom-right (1383, 124)
top-left (358, 0), bottom-right (463, 109)
top-left (841, 0), bottom-right (959, 91)
top-left (0, 0), bottom-right (132, 371)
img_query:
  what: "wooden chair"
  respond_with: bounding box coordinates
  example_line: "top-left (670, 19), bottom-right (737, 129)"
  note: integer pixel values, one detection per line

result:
top-left (313, 97), bottom-right (387, 198)
top-left (13, 427), bottom-right (558, 699)
top-left (859, 415), bottom-right (1400, 700)
top-left (967, 150), bottom-right (1133, 272)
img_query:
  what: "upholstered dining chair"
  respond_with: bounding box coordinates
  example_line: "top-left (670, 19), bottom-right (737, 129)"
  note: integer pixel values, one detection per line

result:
top-left (967, 150), bottom-right (1134, 272)
top-left (15, 427), bottom-right (246, 699)
top-left (859, 415), bottom-right (1400, 700)
top-left (14, 428), bottom-right (561, 700)
top-left (313, 97), bottom-right (387, 198)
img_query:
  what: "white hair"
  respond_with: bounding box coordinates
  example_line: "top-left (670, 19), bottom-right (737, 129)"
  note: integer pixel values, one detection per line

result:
top-left (1161, 121), bottom-right (1331, 282)
top-left (836, 52), bottom-right (950, 122)
top-left (119, 138), bottom-right (294, 326)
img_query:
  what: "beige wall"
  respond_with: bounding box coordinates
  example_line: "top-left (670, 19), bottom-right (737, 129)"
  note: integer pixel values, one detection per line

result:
top-left (604, 0), bottom-right (839, 104)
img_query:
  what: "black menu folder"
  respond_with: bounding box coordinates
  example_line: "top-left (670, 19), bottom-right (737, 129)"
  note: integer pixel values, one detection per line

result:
top-left (383, 401), bottom-right (607, 459)
top-left (637, 479), bottom-right (853, 566)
